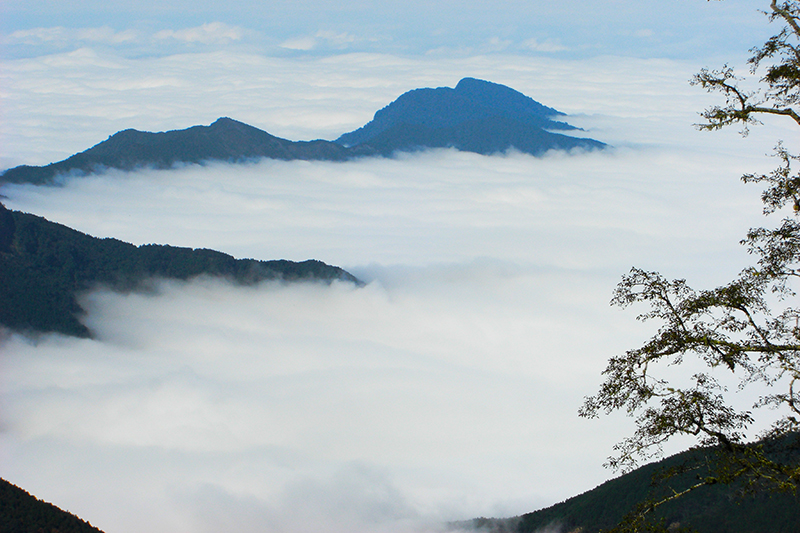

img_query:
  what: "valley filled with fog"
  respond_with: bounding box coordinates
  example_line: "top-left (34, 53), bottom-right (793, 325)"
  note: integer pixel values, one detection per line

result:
top-left (0, 50), bottom-right (789, 533)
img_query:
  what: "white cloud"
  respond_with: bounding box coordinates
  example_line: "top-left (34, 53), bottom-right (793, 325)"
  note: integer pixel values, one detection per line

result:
top-left (1, 50), bottom-right (764, 167)
top-left (76, 26), bottom-right (139, 43)
top-left (0, 264), bottom-right (638, 532)
top-left (6, 26), bottom-right (70, 43)
top-left (4, 26), bottom-right (140, 46)
top-left (483, 37), bottom-right (512, 52)
top-left (0, 23), bottom-right (253, 68)
top-left (0, 144), bottom-right (773, 532)
top-left (315, 30), bottom-right (358, 48)
top-left (153, 22), bottom-right (244, 44)
top-left (1, 46), bottom-right (796, 533)
top-left (280, 35), bottom-right (318, 51)
top-left (280, 31), bottom-right (360, 51)
top-left (520, 37), bottom-right (568, 53)
top-left (0, 1), bottom-right (777, 61)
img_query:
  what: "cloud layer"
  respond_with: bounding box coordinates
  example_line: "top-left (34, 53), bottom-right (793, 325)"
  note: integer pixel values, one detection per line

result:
top-left (1, 47), bottom-right (796, 533)
top-left (0, 49), bottom-right (780, 168)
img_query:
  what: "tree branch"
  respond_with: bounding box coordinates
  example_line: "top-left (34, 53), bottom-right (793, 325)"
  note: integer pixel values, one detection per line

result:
top-left (746, 104), bottom-right (800, 126)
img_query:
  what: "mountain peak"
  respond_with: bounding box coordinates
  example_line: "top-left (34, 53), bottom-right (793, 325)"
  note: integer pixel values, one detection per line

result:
top-left (209, 116), bottom-right (248, 129)
top-left (0, 118), bottom-right (353, 185)
top-left (453, 77), bottom-right (564, 118)
top-left (335, 77), bottom-right (602, 155)
top-left (1, 78), bottom-right (606, 185)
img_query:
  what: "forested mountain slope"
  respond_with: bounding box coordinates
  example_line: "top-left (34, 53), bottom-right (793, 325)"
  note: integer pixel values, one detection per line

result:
top-left (0, 478), bottom-right (105, 533)
top-left (0, 201), bottom-right (360, 338)
top-left (463, 435), bottom-right (800, 533)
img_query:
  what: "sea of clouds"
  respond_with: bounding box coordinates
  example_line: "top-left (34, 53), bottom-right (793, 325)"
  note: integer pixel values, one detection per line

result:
top-left (0, 48), bottom-right (795, 533)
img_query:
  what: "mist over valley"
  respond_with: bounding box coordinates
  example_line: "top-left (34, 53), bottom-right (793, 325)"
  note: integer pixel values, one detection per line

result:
top-left (0, 24), bottom-right (792, 533)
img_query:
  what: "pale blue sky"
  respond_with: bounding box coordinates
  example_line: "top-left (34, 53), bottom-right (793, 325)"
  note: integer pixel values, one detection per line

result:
top-left (1, 0), bottom-right (774, 59)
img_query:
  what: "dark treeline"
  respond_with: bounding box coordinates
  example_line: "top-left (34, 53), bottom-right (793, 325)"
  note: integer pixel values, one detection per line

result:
top-left (0, 478), bottom-right (105, 533)
top-left (0, 202), bottom-right (360, 338)
top-left (462, 434), bottom-right (800, 533)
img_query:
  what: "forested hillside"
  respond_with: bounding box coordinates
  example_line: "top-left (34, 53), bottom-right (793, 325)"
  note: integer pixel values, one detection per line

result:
top-left (0, 201), bottom-right (360, 337)
top-left (0, 478), bottom-right (105, 533)
top-left (464, 435), bottom-right (800, 533)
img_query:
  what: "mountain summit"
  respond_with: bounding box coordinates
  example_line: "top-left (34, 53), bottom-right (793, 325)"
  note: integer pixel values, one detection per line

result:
top-left (1, 78), bottom-right (605, 185)
top-left (335, 77), bottom-right (604, 155)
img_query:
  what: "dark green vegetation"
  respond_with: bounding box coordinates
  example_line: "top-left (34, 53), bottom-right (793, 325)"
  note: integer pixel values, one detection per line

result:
top-left (0, 201), bottom-right (360, 338)
top-left (0, 78), bottom-right (604, 185)
top-left (576, 1), bottom-right (800, 531)
top-left (464, 436), bottom-right (800, 533)
top-left (0, 478), bottom-right (105, 533)
top-left (336, 77), bottom-right (605, 155)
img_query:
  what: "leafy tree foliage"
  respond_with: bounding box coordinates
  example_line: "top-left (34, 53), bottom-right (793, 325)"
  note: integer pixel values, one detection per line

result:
top-left (579, 1), bottom-right (800, 529)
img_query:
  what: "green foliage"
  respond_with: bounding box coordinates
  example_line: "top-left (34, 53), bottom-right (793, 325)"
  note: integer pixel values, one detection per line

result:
top-left (469, 437), bottom-right (800, 533)
top-left (0, 202), bottom-right (360, 337)
top-left (691, 2), bottom-right (800, 132)
top-left (0, 478), bottom-right (105, 533)
top-left (579, 2), bottom-right (800, 530)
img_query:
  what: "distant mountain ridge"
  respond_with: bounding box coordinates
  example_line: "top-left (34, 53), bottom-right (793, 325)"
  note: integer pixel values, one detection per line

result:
top-left (0, 117), bottom-right (360, 185)
top-left (1, 78), bottom-right (605, 185)
top-left (0, 201), bottom-right (360, 338)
